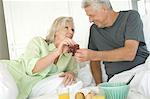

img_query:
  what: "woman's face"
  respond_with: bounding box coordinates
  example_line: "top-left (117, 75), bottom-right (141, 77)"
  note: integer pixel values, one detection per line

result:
top-left (64, 22), bottom-right (74, 39)
top-left (55, 22), bottom-right (74, 40)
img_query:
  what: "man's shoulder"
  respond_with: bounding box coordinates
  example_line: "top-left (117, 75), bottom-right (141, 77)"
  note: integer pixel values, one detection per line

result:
top-left (119, 10), bottom-right (141, 23)
top-left (90, 24), bottom-right (99, 31)
top-left (90, 24), bottom-right (96, 28)
top-left (121, 10), bottom-right (140, 17)
top-left (121, 10), bottom-right (138, 13)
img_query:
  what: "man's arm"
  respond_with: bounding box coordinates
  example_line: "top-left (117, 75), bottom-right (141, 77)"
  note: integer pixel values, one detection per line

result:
top-left (75, 40), bottom-right (139, 62)
top-left (93, 40), bottom-right (139, 62)
top-left (90, 61), bottom-right (102, 85)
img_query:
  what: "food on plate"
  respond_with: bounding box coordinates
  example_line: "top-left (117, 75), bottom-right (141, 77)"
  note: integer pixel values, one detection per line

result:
top-left (85, 92), bottom-right (95, 99)
top-left (75, 92), bottom-right (85, 99)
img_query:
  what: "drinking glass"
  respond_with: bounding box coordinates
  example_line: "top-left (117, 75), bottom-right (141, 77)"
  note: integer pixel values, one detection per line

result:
top-left (92, 88), bottom-right (105, 99)
top-left (58, 87), bottom-right (70, 99)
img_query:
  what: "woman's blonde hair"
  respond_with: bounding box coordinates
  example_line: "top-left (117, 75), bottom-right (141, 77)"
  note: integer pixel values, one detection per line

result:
top-left (46, 16), bottom-right (74, 44)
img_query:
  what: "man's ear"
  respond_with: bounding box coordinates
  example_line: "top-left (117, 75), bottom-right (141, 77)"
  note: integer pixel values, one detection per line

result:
top-left (100, 4), bottom-right (109, 12)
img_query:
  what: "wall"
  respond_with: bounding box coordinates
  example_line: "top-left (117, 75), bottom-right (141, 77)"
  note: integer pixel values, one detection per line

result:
top-left (3, 0), bottom-right (148, 59)
top-left (3, 0), bottom-right (91, 59)
top-left (0, 0), bottom-right (9, 59)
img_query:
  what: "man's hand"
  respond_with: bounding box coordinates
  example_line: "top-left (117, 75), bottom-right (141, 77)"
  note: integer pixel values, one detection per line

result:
top-left (68, 44), bottom-right (80, 56)
top-left (59, 72), bottom-right (75, 86)
top-left (75, 48), bottom-right (98, 62)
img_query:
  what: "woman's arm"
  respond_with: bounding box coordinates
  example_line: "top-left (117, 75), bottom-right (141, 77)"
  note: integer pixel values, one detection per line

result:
top-left (32, 51), bottom-right (60, 73)
top-left (32, 37), bottom-right (76, 74)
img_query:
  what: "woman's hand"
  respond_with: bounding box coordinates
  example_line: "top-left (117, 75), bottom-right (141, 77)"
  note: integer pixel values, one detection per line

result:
top-left (59, 72), bottom-right (75, 86)
top-left (57, 37), bottom-right (76, 54)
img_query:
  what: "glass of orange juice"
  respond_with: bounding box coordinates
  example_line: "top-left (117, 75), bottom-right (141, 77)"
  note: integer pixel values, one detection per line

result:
top-left (58, 87), bottom-right (70, 99)
top-left (92, 95), bottom-right (105, 99)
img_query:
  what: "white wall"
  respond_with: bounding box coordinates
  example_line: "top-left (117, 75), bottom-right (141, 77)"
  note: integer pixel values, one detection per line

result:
top-left (110, 0), bottom-right (132, 11)
top-left (3, 0), bottom-right (91, 59)
top-left (3, 0), bottom-right (149, 59)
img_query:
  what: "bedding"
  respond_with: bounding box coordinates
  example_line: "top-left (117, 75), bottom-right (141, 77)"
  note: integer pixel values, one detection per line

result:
top-left (77, 63), bottom-right (94, 87)
top-left (0, 63), bottom-right (18, 99)
top-left (142, 14), bottom-right (150, 51)
top-left (109, 56), bottom-right (150, 98)
top-left (0, 57), bottom-right (149, 99)
top-left (30, 57), bottom-right (150, 99)
top-left (29, 73), bottom-right (83, 99)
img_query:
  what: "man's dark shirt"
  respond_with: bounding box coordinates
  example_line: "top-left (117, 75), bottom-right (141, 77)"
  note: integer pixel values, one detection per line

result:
top-left (88, 10), bottom-right (149, 79)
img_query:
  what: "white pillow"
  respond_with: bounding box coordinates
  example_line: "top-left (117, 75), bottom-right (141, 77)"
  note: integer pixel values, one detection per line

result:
top-left (109, 62), bottom-right (150, 98)
top-left (142, 14), bottom-right (150, 51)
top-left (77, 64), bottom-right (93, 87)
top-left (29, 73), bottom-right (83, 99)
top-left (0, 63), bottom-right (18, 99)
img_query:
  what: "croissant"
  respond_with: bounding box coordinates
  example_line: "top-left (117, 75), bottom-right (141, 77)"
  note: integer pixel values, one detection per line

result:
top-left (85, 92), bottom-right (95, 99)
top-left (75, 92), bottom-right (85, 99)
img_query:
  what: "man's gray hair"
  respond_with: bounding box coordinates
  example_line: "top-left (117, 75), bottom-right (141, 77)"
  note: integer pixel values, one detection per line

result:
top-left (82, 0), bottom-right (112, 10)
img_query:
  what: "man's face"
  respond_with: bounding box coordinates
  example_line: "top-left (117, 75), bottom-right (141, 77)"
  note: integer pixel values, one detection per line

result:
top-left (85, 6), bottom-right (106, 28)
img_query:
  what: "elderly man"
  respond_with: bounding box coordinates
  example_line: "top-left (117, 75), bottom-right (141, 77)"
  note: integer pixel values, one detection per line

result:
top-left (75, 0), bottom-right (149, 85)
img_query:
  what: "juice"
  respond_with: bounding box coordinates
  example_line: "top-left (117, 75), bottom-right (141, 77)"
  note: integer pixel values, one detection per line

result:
top-left (59, 93), bottom-right (70, 99)
top-left (92, 95), bottom-right (105, 99)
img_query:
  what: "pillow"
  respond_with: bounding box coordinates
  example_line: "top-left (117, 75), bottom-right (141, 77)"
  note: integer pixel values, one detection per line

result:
top-left (29, 74), bottom-right (63, 98)
top-left (77, 61), bottom-right (108, 86)
top-left (77, 64), bottom-right (93, 87)
top-left (109, 62), bottom-right (150, 98)
top-left (29, 73), bottom-right (83, 99)
top-left (142, 14), bottom-right (150, 51)
top-left (0, 63), bottom-right (18, 99)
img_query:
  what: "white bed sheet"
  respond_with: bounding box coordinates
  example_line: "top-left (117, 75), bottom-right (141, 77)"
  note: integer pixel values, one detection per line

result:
top-left (0, 57), bottom-right (149, 99)
top-left (29, 73), bottom-right (83, 99)
top-left (0, 63), bottom-right (18, 99)
top-left (109, 56), bottom-right (150, 98)
top-left (30, 57), bottom-right (150, 99)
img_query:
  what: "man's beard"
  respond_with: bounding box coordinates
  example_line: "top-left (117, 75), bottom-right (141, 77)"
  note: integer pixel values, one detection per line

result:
top-left (97, 23), bottom-right (105, 28)
top-left (94, 22), bottom-right (105, 28)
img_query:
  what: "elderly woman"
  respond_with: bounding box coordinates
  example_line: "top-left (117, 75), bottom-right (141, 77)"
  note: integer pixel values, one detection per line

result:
top-left (0, 17), bottom-right (78, 99)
